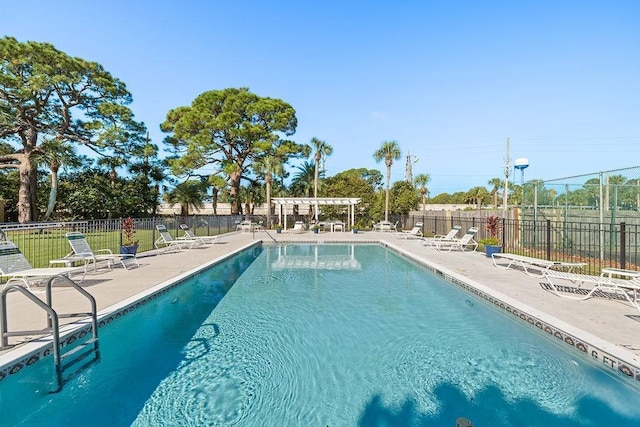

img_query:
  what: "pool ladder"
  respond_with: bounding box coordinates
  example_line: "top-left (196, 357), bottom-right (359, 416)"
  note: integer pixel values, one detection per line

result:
top-left (0, 275), bottom-right (100, 392)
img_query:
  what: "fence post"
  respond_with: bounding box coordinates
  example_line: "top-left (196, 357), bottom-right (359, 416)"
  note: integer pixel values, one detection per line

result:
top-left (620, 222), bottom-right (626, 270)
top-left (546, 219), bottom-right (551, 260)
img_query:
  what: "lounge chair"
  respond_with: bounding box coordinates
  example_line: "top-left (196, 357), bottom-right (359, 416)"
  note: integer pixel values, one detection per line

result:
top-left (432, 227), bottom-right (479, 252)
top-left (179, 224), bottom-right (220, 245)
top-left (0, 241), bottom-right (82, 291)
top-left (289, 221), bottom-right (307, 234)
top-left (396, 222), bottom-right (423, 239)
top-left (418, 225), bottom-right (461, 246)
top-left (435, 225), bottom-right (462, 241)
top-left (155, 225), bottom-right (201, 252)
top-left (543, 269), bottom-right (640, 312)
top-left (373, 221), bottom-right (398, 232)
top-left (237, 220), bottom-right (257, 232)
top-left (492, 253), bottom-right (585, 276)
top-left (65, 232), bottom-right (139, 270)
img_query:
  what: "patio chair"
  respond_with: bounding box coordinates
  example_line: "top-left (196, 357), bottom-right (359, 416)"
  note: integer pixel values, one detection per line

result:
top-left (396, 222), bottom-right (423, 239)
top-left (332, 221), bottom-right (344, 232)
top-left (289, 221), bottom-right (307, 234)
top-left (179, 224), bottom-right (220, 245)
top-left (543, 270), bottom-right (640, 312)
top-left (432, 227), bottom-right (479, 252)
top-left (418, 225), bottom-right (461, 246)
top-left (0, 241), bottom-right (82, 291)
top-left (492, 253), bottom-right (585, 276)
top-left (434, 225), bottom-right (462, 241)
top-left (155, 225), bottom-right (201, 252)
top-left (65, 232), bottom-right (139, 270)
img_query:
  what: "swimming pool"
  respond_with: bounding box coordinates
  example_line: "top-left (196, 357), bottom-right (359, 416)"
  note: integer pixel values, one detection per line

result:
top-left (2, 244), bottom-right (640, 426)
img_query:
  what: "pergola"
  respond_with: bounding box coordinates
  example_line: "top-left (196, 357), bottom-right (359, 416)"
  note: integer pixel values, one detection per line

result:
top-left (272, 197), bottom-right (361, 230)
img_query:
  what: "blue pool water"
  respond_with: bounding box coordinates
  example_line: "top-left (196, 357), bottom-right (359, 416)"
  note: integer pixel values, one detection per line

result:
top-left (2, 244), bottom-right (640, 426)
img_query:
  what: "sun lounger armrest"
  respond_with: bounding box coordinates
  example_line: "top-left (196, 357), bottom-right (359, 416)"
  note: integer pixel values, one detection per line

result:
top-left (93, 249), bottom-right (114, 255)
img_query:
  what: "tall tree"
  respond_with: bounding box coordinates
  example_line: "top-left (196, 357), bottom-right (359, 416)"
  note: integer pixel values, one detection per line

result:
top-left (0, 36), bottom-right (146, 222)
top-left (161, 87), bottom-right (307, 215)
top-left (466, 186), bottom-right (489, 210)
top-left (290, 161), bottom-right (317, 197)
top-left (488, 177), bottom-right (503, 209)
top-left (163, 179), bottom-right (209, 216)
top-left (309, 137), bottom-right (333, 199)
top-left (36, 137), bottom-right (86, 220)
top-left (208, 175), bottom-right (227, 216)
top-left (373, 140), bottom-right (401, 222)
top-left (254, 155), bottom-right (283, 228)
top-left (414, 173), bottom-right (431, 211)
top-left (128, 140), bottom-right (166, 217)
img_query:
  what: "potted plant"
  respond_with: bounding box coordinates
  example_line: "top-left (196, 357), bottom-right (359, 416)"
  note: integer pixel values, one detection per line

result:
top-left (120, 217), bottom-right (139, 255)
top-left (274, 224), bottom-right (283, 234)
top-left (312, 224), bottom-right (320, 234)
top-left (481, 215), bottom-right (502, 257)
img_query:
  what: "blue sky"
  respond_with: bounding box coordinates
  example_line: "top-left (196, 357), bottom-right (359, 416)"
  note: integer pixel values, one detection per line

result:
top-left (3, 1), bottom-right (639, 195)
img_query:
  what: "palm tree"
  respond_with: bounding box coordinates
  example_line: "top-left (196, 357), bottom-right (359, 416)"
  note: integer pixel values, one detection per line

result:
top-left (37, 137), bottom-right (84, 220)
top-left (254, 155), bottom-right (283, 228)
top-left (466, 186), bottom-right (489, 210)
top-left (488, 177), bottom-right (503, 209)
top-left (290, 161), bottom-right (317, 197)
top-left (309, 137), bottom-right (333, 199)
top-left (208, 175), bottom-right (227, 216)
top-left (373, 140), bottom-right (401, 221)
top-left (163, 179), bottom-right (209, 216)
top-left (414, 173), bottom-right (431, 211)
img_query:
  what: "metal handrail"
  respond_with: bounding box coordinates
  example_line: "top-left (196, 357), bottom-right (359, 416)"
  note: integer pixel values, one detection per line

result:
top-left (0, 275), bottom-right (99, 391)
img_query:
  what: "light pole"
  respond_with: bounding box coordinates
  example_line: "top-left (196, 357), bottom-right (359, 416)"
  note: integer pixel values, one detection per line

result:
top-left (514, 158), bottom-right (529, 246)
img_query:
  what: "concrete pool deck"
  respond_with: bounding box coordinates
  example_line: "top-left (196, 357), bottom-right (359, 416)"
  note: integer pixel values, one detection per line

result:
top-left (2, 229), bottom-right (640, 383)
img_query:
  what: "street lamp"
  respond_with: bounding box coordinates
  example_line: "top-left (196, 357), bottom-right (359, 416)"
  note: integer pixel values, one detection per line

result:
top-left (514, 158), bottom-right (529, 246)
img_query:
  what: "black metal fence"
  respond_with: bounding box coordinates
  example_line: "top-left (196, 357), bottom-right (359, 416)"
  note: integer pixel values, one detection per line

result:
top-left (0, 215), bottom-right (244, 268)
top-left (397, 213), bottom-right (640, 274)
top-left (2, 213), bottom-right (637, 274)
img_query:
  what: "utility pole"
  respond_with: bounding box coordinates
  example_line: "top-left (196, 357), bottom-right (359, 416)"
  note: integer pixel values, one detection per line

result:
top-left (503, 138), bottom-right (511, 213)
top-left (405, 152), bottom-right (419, 185)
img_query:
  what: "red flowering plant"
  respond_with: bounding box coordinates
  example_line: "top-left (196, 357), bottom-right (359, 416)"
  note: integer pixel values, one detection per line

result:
top-left (121, 217), bottom-right (138, 246)
top-left (481, 215), bottom-right (502, 246)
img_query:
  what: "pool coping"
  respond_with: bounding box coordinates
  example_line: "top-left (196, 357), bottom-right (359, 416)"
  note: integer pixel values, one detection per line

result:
top-left (0, 241), bottom-right (260, 379)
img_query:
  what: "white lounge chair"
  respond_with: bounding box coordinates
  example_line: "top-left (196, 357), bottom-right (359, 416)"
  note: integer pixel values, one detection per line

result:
top-left (397, 222), bottom-right (423, 239)
top-left (65, 232), bottom-right (139, 270)
top-left (435, 225), bottom-right (462, 241)
top-left (289, 221), bottom-right (307, 234)
top-left (237, 220), bottom-right (259, 232)
top-left (543, 270), bottom-right (640, 312)
top-left (492, 253), bottom-right (585, 276)
top-left (418, 225), bottom-right (461, 246)
top-left (155, 225), bottom-right (200, 252)
top-left (432, 227), bottom-right (479, 252)
top-left (179, 224), bottom-right (220, 244)
top-left (373, 221), bottom-right (398, 232)
top-left (0, 241), bottom-right (82, 291)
